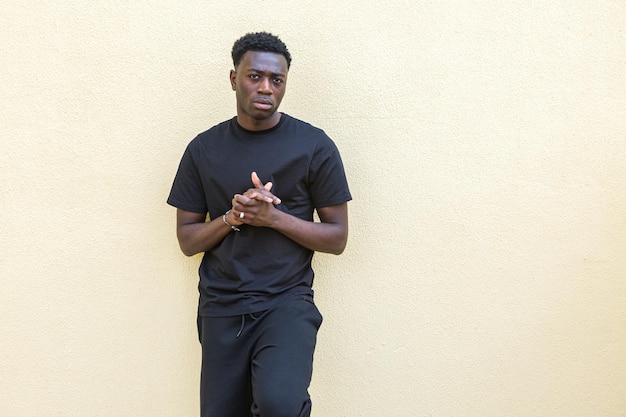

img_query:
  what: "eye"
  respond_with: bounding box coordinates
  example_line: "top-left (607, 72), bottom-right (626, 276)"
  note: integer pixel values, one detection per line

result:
top-left (248, 74), bottom-right (260, 79)
top-left (273, 78), bottom-right (284, 84)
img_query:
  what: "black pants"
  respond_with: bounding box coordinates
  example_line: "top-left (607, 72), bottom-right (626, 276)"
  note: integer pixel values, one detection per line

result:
top-left (198, 297), bottom-right (323, 417)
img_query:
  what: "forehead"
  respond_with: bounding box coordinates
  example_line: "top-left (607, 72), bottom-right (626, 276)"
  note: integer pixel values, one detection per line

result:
top-left (238, 51), bottom-right (288, 74)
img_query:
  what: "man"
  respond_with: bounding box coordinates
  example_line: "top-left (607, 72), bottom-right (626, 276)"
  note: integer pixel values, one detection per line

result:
top-left (167, 32), bottom-right (351, 417)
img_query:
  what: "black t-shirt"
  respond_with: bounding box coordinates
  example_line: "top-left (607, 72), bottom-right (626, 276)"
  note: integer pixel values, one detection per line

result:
top-left (168, 114), bottom-right (352, 317)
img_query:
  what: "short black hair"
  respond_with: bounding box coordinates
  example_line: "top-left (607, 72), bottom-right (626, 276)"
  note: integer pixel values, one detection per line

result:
top-left (231, 32), bottom-right (291, 69)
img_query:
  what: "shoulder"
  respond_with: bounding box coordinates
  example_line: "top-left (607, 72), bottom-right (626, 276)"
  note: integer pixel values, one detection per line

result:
top-left (195, 117), bottom-right (234, 141)
top-left (186, 118), bottom-right (235, 151)
top-left (281, 114), bottom-right (335, 147)
top-left (283, 113), bottom-right (324, 134)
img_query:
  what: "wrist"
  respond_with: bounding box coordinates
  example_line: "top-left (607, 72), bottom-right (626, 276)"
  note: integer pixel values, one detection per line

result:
top-left (267, 207), bottom-right (283, 229)
top-left (223, 210), bottom-right (241, 232)
top-left (227, 210), bottom-right (244, 226)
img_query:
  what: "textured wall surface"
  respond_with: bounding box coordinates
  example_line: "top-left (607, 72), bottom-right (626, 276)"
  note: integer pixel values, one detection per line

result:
top-left (2, 1), bottom-right (625, 416)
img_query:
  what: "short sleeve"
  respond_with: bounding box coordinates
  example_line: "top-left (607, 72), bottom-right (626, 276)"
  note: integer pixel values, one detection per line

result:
top-left (308, 135), bottom-right (352, 208)
top-left (167, 141), bottom-right (208, 214)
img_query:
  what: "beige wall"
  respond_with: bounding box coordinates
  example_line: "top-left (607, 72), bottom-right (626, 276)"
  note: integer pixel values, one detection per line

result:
top-left (2, 1), bottom-right (625, 416)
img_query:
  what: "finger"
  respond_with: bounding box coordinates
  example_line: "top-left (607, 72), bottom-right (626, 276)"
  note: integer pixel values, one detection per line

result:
top-left (234, 193), bottom-right (255, 206)
top-left (246, 177), bottom-right (282, 205)
top-left (262, 182), bottom-right (281, 204)
top-left (256, 190), bottom-right (281, 204)
top-left (242, 190), bottom-right (270, 204)
top-left (251, 171), bottom-right (264, 189)
top-left (244, 187), bottom-right (276, 204)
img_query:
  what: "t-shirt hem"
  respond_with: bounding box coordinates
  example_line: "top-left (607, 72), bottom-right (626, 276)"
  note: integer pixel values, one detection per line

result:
top-left (197, 287), bottom-right (314, 317)
top-left (166, 198), bottom-right (207, 214)
top-left (315, 194), bottom-right (353, 209)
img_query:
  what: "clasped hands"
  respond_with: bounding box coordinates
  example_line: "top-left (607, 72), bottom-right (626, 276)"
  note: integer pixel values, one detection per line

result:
top-left (227, 172), bottom-right (282, 228)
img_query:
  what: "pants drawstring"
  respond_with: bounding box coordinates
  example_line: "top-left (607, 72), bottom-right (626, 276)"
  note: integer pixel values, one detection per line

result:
top-left (236, 314), bottom-right (245, 338)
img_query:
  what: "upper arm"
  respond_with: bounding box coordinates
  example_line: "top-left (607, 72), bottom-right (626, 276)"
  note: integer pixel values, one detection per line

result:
top-left (316, 202), bottom-right (349, 254)
top-left (316, 202), bottom-right (348, 227)
top-left (176, 208), bottom-right (206, 233)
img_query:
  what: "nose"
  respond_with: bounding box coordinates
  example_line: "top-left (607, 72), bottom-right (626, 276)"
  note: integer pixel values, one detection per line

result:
top-left (258, 77), bottom-right (272, 94)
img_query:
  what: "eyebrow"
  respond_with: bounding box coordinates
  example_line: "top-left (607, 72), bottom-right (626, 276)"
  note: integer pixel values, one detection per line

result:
top-left (248, 68), bottom-right (286, 77)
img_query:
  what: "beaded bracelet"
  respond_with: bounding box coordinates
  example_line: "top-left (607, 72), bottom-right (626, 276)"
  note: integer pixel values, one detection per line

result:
top-left (223, 210), bottom-right (240, 232)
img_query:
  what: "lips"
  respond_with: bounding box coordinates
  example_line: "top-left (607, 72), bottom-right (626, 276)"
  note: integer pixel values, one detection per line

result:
top-left (253, 98), bottom-right (273, 110)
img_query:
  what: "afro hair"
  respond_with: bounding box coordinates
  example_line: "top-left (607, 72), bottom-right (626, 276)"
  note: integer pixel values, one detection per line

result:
top-left (231, 32), bottom-right (292, 69)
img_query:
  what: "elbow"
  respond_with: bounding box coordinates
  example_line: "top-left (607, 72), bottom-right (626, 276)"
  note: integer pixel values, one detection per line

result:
top-left (181, 247), bottom-right (197, 257)
top-left (179, 243), bottom-right (196, 257)
top-left (330, 247), bottom-right (345, 255)
top-left (334, 245), bottom-right (347, 255)
top-left (177, 236), bottom-right (199, 257)
top-left (329, 235), bottom-right (348, 255)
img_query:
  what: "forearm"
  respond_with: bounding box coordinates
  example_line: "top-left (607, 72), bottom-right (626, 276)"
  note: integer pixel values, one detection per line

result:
top-left (270, 210), bottom-right (348, 255)
top-left (177, 212), bottom-right (240, 256)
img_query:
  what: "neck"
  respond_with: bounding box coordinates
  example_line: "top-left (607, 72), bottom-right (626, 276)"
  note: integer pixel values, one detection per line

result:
top-left (236, 112), bottom-right (282, 131)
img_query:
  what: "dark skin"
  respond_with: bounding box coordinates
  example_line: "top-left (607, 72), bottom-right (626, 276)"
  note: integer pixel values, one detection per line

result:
top-left (176, 51), bottom-right (348, 257)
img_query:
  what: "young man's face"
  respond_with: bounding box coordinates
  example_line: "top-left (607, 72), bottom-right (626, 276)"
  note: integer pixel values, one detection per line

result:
top-left (230, 51), bottom-right (289, 131)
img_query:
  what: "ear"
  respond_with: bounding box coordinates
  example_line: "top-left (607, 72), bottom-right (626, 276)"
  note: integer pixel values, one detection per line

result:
top-left (229, 70), bottom-right (237, 91)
